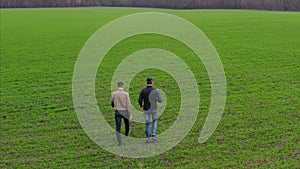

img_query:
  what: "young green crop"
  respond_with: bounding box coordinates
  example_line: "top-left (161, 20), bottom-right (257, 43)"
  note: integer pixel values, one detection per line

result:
top-left (1, 7), bottom-right (299, 168)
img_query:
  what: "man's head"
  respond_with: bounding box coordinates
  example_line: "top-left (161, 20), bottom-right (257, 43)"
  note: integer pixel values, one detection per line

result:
top-left (146, 77), bottom-right (153, 86)
top-left (117, 82), bottom-right (124, 88)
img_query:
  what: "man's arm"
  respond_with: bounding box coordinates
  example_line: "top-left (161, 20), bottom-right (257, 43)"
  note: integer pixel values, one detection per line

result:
top-left (138, 90), bottom-right (143, 107)
top-left (111, 94), bottom-right (114, 107)
top-left (156, 89), bottom-right (162, 103)
top-left (126, 93), bottom-right (132, 119)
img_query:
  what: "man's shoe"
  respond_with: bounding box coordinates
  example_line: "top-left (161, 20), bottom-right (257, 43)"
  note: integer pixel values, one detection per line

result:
top-left (152, 135), bottom-right (157, 141)
top-left (126, 130), bottom-right (130, 137)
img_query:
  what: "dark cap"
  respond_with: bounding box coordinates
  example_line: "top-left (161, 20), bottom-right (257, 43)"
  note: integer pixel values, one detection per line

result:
top-left (117, 82), bottom-right (124, 86)
top-left (146, 77), bottom-right (153, 84)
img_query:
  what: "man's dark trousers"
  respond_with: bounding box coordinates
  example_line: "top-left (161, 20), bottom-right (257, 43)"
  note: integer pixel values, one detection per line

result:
top-left (115, 110), bottom-right (130, 145)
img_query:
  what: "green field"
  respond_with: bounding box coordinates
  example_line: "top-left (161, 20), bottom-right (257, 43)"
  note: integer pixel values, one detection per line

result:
top-left (1, 7), bottom-right (299, 168)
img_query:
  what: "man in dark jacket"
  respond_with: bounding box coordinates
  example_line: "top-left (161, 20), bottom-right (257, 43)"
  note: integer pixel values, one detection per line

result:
top-left (138, 77), bottom-right (162, 143)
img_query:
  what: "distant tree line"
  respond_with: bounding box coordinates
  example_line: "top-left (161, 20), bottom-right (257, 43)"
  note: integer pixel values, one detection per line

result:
top-left (1, 0), bottom-right (299, 11)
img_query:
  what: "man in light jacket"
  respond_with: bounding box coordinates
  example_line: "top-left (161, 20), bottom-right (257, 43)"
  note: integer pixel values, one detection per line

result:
top-left (111, 82), bottom-right (132, 146)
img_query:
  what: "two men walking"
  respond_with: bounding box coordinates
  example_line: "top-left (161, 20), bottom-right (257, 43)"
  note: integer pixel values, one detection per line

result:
top-left (111, 78), bottom-right (162, 145)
